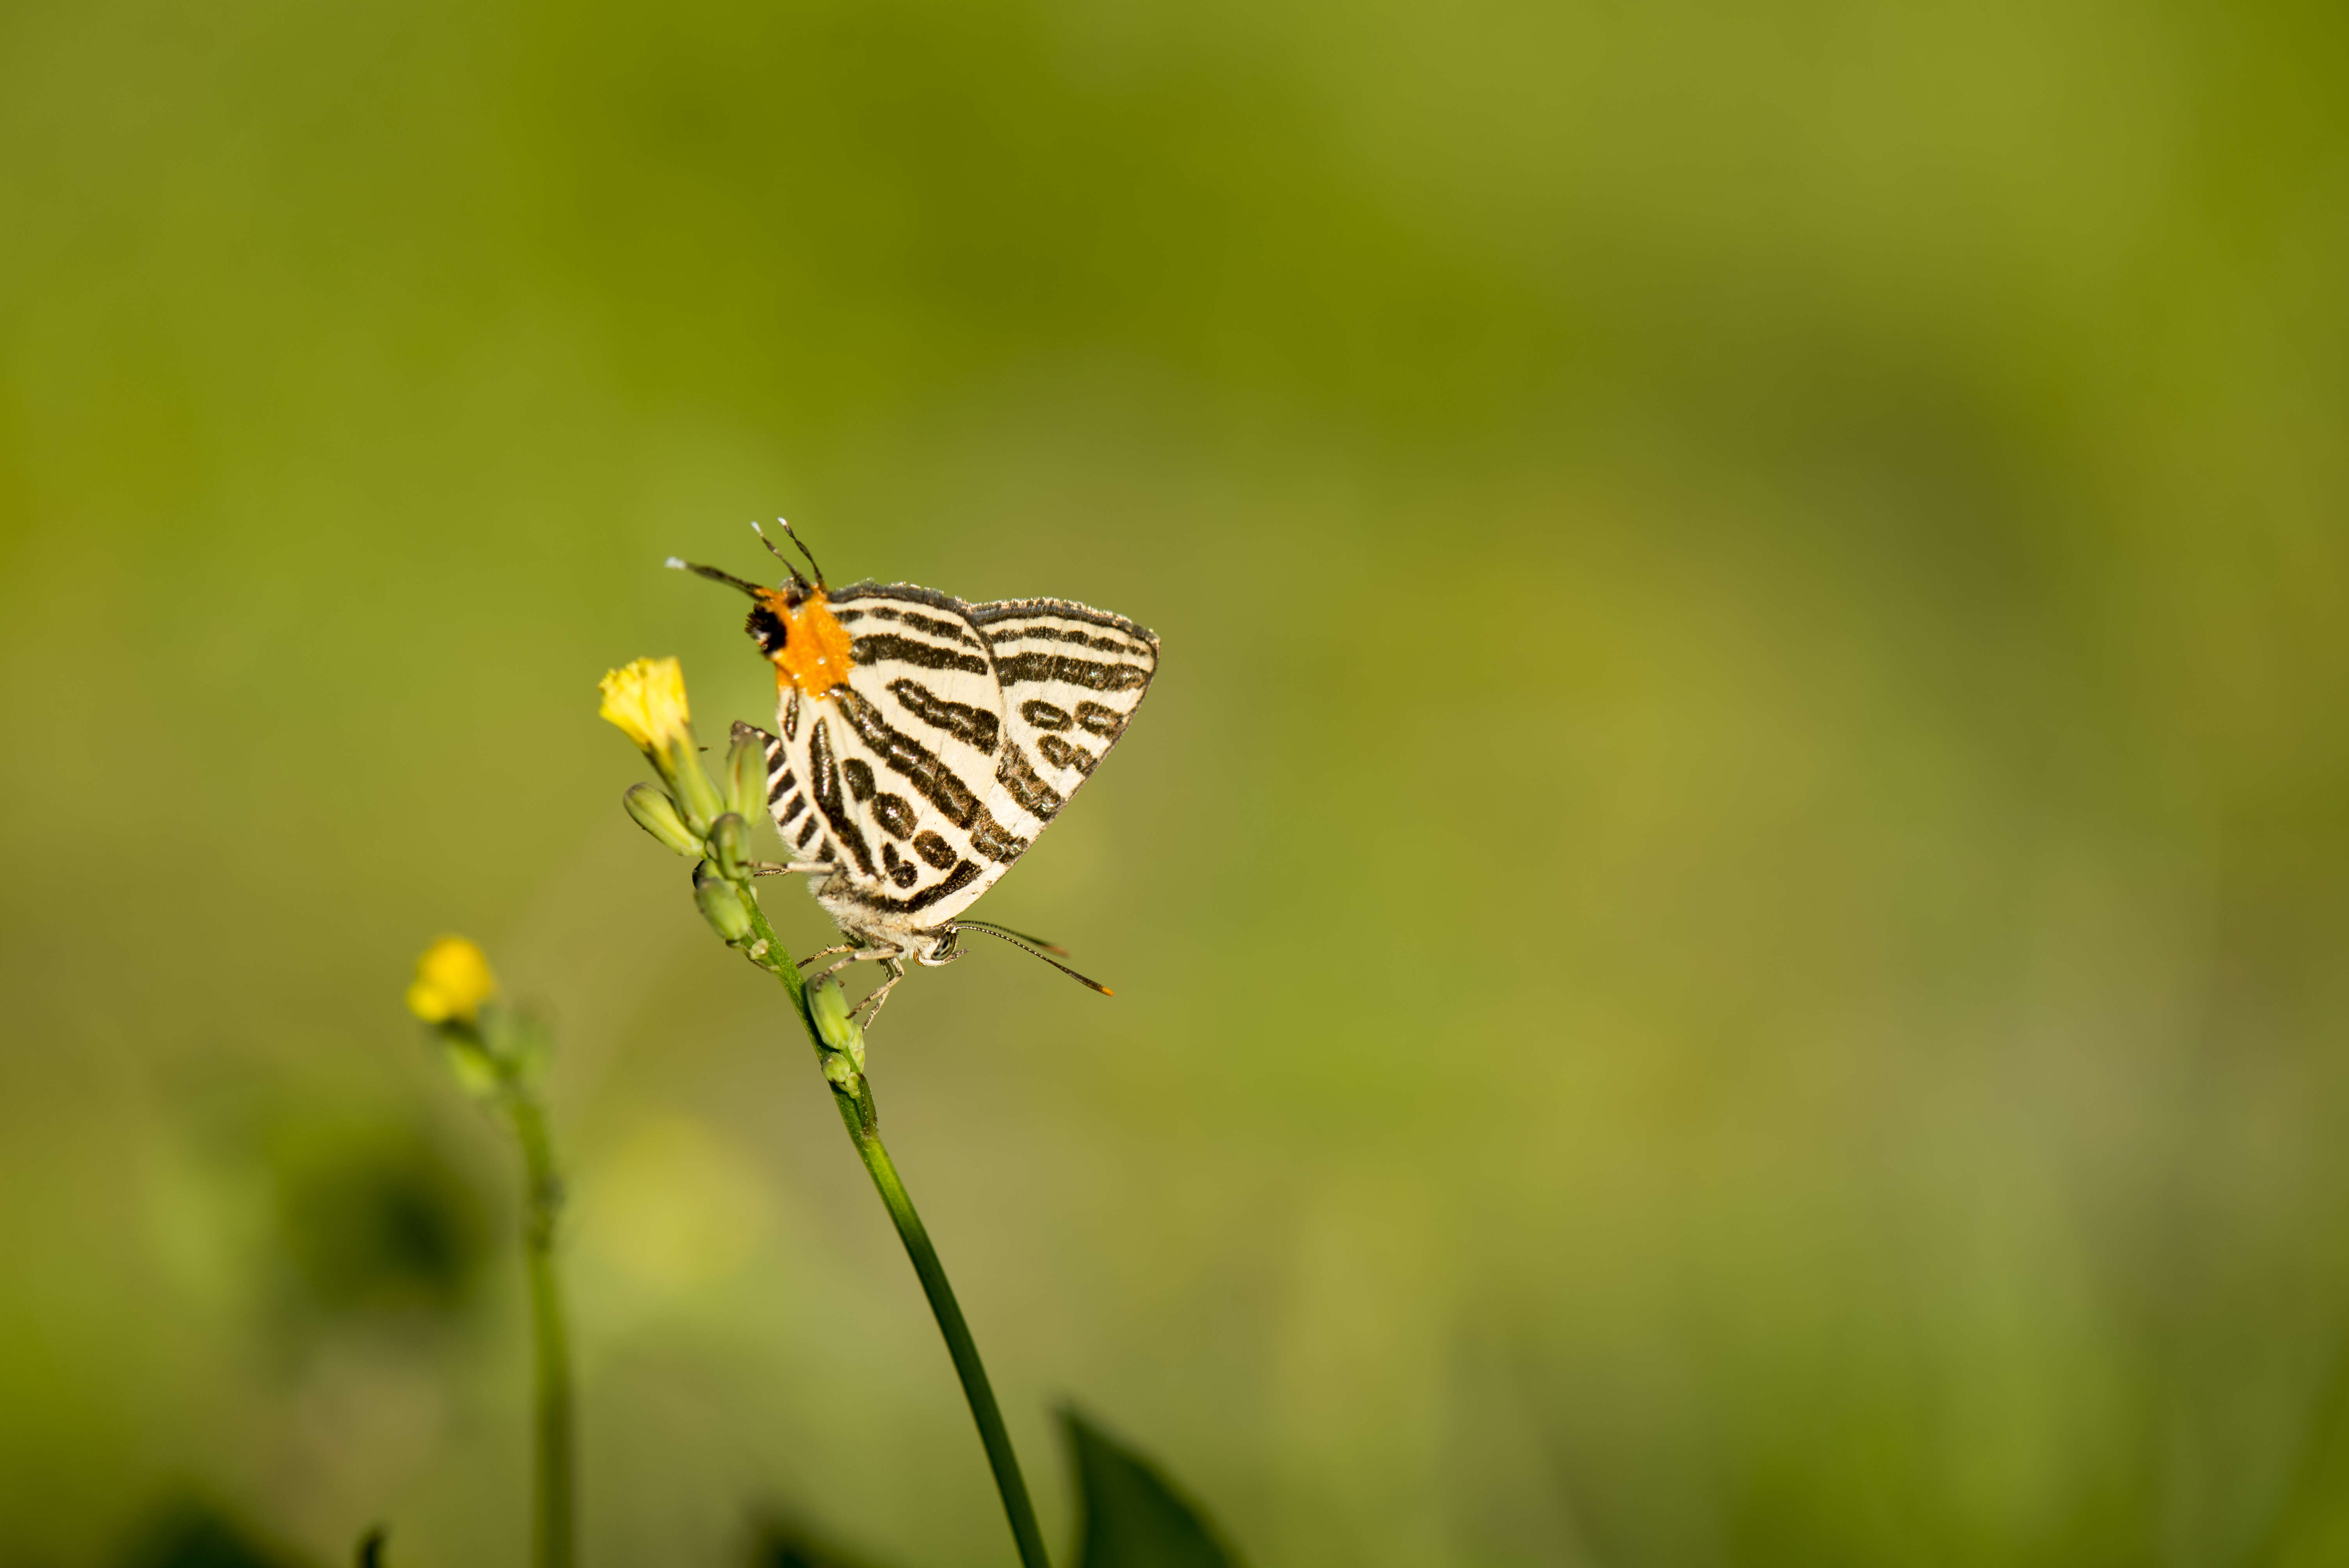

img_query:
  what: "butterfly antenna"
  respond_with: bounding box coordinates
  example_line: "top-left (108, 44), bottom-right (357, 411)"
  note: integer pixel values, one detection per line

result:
top-left (957, 918), bottom-right (1070, 957)
top-left (771, 517), bottom-right (829, 590)
top-left (956, 923), bottom-right (1113, 994)
top-left (667, 557), bottom-right (765, 597)
top-left (746, 522), bottom-right (811, 592)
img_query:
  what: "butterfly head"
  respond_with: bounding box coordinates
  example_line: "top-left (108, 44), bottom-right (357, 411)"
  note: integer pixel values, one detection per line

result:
top-left (668, 520), bottom-right (856, 698)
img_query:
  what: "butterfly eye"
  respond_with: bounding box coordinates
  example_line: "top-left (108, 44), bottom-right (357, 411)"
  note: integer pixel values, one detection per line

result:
top-left (746, 603), bottom-right (789, 657)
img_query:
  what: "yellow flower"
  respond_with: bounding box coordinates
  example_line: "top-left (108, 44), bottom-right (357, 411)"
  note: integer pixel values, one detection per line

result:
top-left (598, 657), bottom-right (693, 757)
top-left (599, 655), bottom-right (725, 834)
top-left (406, 936), bottom-right (497, 1026)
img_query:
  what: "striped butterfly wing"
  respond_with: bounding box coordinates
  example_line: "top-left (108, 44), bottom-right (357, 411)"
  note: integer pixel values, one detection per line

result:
top-left (967, 597), bottom-right (1160, 845)
top-left (773, 583), bottom-right (1028, 925)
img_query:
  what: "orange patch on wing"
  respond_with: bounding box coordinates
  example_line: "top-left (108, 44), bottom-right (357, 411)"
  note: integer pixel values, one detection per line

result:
top-left (759, 588), bottom-right (856, 697)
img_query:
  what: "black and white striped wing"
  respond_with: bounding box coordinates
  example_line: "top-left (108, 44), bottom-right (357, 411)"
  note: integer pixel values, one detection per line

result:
top-left (967, 597), bottom-right (1160, 845)
top-left (773, 584), bottom-right (1027, 924)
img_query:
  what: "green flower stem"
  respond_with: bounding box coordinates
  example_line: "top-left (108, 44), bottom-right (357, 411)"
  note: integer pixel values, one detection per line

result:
top-left (847, 1115), bottom-right (1053, 1568)
top-left (731, 886), bottom-right (1052, 1568)
top-left (507, 1094), bottom-right (575, 1568)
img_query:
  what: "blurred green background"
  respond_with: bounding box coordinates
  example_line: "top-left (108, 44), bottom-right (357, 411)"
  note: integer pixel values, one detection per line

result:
top-left (5, 0), bottom-right (2348, 1563)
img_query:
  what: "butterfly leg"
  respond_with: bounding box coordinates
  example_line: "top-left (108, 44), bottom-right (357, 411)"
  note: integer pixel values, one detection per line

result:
top-left (806, 940), bottom-right (907, 994)
top-left (854, 958), bottom-right (907, 1028)
top-left (752, 860), bottom-right (838, 877)
top-left (804, 950), bottom-right (883, 988)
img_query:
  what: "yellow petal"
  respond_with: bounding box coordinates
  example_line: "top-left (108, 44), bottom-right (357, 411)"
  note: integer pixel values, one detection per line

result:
top-left (597, 656), bottom-right (693, 755)
top-left (406, 935), bottom-right (497, 1026)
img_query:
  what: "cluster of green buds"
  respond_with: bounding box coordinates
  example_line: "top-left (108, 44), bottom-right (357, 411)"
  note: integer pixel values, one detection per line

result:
top-left (597, 657), bottom-right (771, 950)
top-left (599, 656), bottom-right (872, 1125)
top-left (405, 936), bottom-right (544, 1101)
top-left (806, 974), bottom-right (868, 1084)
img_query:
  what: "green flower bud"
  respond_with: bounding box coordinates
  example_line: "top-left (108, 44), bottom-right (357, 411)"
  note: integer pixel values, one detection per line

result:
top-left (807, 976), bottom-right (866, 1072)
top-left (438, 1035), bottom-right (501, 1100)
top-left (692, 862), bottom-right (754, 944)
top-left (709, 812), bottom-right (750, 881)
top-left (623, 782), bottom-right (700, 857)
top-left (671, 746), bottom-right (727, 838)
top-left (726, 722), bottom-right (770, 822)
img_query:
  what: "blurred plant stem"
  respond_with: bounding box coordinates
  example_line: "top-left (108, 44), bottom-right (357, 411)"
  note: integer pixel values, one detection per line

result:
top-left (602, 677), bottom-right (1051, 1568)
top-left (406, 937), bottom-right (574, 1568)
top-left (510, 1095), bottom-right (576, 1568)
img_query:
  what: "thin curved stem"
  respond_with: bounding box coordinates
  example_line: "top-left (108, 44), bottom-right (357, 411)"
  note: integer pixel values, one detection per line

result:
top-left (734, 890), bottom-right (1051, 1568)
top-left (844, 1092), bottom-right (1052, 1568)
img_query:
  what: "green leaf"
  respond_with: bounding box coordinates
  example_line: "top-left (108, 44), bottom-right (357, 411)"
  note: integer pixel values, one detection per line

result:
top-left (747, 1512), bottom-right (895, 1568)
top-left (119, 1499), bottom-right (310, 1568)
top-left (1062, 1408), bottom-right (1242, 1568)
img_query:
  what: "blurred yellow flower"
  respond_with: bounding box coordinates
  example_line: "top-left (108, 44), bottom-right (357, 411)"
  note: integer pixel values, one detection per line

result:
top-left (406, 935), bottom-right (497, 1026)
top-left (598, 656), bottom-right (692, 756)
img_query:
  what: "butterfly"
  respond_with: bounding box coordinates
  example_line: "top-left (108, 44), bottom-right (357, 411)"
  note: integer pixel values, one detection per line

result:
top-left (673, 521), bottom-right (1159, 1025)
